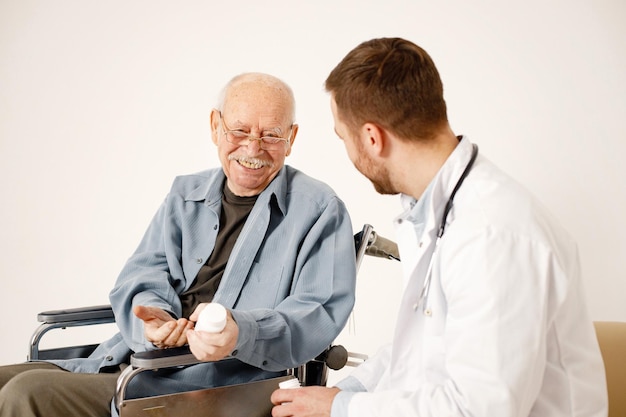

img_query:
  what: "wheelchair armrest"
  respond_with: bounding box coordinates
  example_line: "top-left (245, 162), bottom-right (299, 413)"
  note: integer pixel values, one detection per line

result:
top-left (37, 305), bottom-right (115, 324)
top-left (116, 347), bottom-right (235, 410)
top-left (130, 345), bottom-right (202, 369)
top-left (29, 305), bottom-right (116, 361)
top-left (117, 343), bottom-right (361, 409)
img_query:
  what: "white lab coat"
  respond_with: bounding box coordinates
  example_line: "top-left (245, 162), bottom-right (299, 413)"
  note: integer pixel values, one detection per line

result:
top-left (339, 138), bottom-right (607, 417)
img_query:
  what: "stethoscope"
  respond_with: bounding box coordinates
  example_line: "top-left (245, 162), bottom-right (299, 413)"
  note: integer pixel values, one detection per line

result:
top-left (416, 143), bottom-right (479, 317)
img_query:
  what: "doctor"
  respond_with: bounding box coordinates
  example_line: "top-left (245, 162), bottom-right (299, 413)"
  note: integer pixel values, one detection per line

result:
top-left (271, 37), bottom-right (608, 417)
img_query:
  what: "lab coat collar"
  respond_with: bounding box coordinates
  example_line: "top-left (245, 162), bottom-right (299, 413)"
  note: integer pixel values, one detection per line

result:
top-left (393, 136), bottom-right (477, 306)
top-left (428, 136), bottom-right (476, 223)
top-left (395, 136), bottom-right (476, 235)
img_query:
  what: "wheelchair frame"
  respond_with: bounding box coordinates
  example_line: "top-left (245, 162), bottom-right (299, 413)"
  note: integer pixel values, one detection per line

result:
top-left (28, 224), bottom-right (397, 416)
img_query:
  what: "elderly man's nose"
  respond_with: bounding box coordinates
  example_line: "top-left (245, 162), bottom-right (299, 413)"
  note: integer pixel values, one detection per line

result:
top-left (246, 137), bottom-right (264, 152)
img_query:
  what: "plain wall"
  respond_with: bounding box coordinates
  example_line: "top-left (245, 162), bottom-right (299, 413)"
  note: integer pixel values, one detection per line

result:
top-left (1, 0), bottom-right (624, 375)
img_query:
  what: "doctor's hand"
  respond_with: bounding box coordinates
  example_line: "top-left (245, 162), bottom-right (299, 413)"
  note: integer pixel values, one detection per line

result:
top-left (186, 304), bottom-right (239, 362)
top-left (271, 386), bottom-right (340, 417)
top-left (133, 305), bottom-right (193, 349)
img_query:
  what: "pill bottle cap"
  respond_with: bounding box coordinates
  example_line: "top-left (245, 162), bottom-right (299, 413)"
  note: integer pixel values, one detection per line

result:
top-left (279, 378), bottom-right (301, 389)
top-left (195, 303), bottom-right (227, 333)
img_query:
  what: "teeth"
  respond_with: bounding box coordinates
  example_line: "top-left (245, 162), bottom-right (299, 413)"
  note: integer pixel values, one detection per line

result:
top-left (229, 156), bottom-right (273, 170)
top-left (239, 159), bottom-right (263, 169)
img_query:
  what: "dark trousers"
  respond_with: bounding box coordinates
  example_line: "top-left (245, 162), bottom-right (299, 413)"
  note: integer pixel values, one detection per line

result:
top-left (0, 362), bottom-right (120, 417)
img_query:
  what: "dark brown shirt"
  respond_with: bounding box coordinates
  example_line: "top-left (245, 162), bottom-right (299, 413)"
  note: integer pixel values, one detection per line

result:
top-left (180, 183), bottom-right (257, 318)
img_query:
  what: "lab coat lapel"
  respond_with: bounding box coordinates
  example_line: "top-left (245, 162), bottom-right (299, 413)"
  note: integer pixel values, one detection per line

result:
top-left (390, 218), bottom-right (437, 382)
top-left (389, 138), bottom-right (477, 385)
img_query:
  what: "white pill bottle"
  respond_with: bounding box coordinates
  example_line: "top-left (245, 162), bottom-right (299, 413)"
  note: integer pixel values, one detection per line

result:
top-left (195, 303), bottom-right (227, 333)
top-left (279, 377), bottom-right (302, 389)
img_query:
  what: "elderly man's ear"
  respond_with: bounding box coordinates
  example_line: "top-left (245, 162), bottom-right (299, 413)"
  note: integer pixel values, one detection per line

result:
top-left (210, 109), bottom-right (221, 146)
top-left (285, 124), bottom-right (298, 156)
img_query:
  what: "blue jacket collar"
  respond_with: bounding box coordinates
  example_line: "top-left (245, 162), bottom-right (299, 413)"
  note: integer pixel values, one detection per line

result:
top-left (184, 166), bottom-right (289, 216)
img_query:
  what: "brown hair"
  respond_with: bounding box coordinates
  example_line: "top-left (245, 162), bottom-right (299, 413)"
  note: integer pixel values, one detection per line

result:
top-left (325, 37), bottom-right (448, 141)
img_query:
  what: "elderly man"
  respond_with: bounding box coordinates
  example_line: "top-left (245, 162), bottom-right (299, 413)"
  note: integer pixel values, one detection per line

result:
top-left (271, 37), bottom-right (607, 417)
top-left (0, 72), bottom-right (356, 417)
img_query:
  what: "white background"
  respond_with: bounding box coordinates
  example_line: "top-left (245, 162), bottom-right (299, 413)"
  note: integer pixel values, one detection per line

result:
top-left (1, 0), bottom-right (624, 384)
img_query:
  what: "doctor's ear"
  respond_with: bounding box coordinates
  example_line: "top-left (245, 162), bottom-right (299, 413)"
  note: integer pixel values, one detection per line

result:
top-left (361, 122), bottom-right (386, 156)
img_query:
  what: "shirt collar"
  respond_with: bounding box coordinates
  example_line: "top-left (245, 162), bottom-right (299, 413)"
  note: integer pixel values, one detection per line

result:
top-left (394, 136), bottom-right (475, 233)
top-left (184, 165), bottom-right (289, 216)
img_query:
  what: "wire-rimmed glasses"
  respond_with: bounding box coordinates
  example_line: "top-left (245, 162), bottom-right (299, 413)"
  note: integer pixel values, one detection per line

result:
top-left (219, 112), bottom-right (292, 151)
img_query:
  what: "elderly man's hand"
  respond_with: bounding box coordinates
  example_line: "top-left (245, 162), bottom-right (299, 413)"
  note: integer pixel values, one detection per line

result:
top-left (133, 305), bottom-right (193, 349)
top-left (186, 304), bottom-right (239, 361)
top-left (271, 386), bottom-right (340, 417)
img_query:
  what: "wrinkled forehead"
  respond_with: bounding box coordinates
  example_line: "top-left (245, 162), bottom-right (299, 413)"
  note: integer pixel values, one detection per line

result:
top-left (223, 80), bottom-right (294, 125)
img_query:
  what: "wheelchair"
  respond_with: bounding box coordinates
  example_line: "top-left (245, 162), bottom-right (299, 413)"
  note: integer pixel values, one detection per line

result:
top-left (28, 224), bottom-right (400, 417)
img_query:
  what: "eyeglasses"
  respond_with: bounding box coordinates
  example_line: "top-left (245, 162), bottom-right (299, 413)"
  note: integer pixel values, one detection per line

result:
top-left (219, 112), bottom-right (292, 151)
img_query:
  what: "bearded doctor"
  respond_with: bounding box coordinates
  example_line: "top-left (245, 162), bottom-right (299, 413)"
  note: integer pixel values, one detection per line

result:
top-left (271, 37), bottom-right (608, 417)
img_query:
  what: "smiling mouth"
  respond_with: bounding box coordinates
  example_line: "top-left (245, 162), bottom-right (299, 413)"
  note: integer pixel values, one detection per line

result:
top-left (229, 155), bottom-right (273, 170)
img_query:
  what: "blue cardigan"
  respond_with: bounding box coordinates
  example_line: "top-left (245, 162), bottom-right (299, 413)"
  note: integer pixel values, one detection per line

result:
top-left (49, 165), bottom-right (356, 377)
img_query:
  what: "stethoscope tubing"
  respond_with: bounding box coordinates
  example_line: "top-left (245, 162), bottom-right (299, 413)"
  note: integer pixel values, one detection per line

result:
top-left (418, 143), bottom-right (479, 316)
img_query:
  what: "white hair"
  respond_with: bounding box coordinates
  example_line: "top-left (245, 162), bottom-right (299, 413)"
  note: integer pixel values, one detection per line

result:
top-left (215, 72), bottom-right (296, 123)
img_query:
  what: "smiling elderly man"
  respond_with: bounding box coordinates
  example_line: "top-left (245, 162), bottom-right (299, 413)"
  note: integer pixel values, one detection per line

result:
top-left (0, 73), bottom-right (356, 417)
